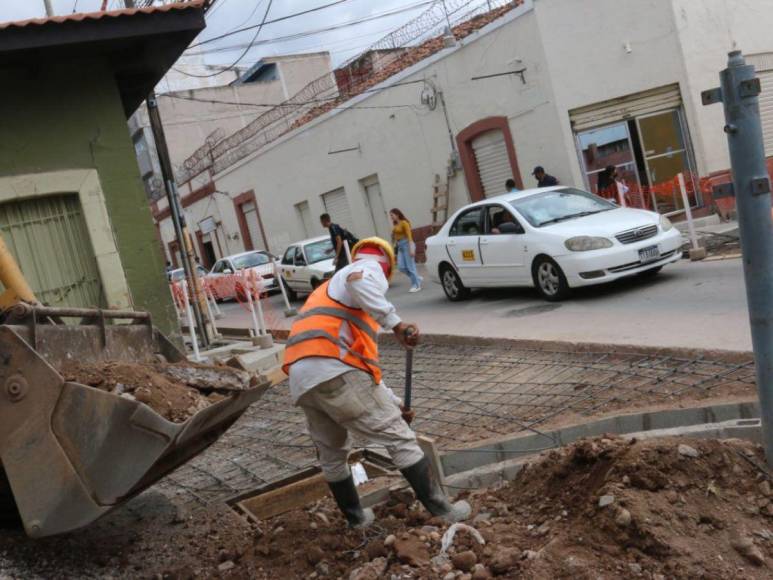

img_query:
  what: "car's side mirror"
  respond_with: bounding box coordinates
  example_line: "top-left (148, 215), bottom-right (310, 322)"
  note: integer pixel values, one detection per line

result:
top-left (497, 222), bottom-right (523, 234)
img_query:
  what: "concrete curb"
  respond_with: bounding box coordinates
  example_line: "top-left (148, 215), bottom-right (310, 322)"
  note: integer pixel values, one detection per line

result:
top-left (445, 415), bottom-right (762, 491)
top-left (441, 399), bottom-right (760, 477)
top-left (377, 333), bottom-right (755, 360)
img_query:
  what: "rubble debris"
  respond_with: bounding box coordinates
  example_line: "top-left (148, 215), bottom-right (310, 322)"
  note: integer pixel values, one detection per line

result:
top-left (58, 360), bottom-right (250, 423)
top-left (4, 436), bottom-right (773, 578)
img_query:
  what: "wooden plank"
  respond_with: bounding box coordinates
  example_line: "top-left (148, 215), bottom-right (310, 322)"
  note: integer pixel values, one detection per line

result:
top-left (237, 473), bottom-right (329, 521)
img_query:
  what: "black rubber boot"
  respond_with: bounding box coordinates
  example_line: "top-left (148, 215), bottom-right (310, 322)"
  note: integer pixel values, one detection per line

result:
top-left (327, 475), bottom-right (375, 528)
top-left (400, 456), bottom-right (471, 523)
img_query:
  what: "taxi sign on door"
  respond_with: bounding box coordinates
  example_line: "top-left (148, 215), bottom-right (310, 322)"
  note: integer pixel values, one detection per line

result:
top-left (462, 249), bottom-right (475, 261)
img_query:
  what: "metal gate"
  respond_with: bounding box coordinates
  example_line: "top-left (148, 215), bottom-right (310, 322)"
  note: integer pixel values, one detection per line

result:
top-left (472, 130), bottom-right (512, 198)
top-left (322, 188), bottom-right (355, 234)
top-left (0, 194), bottom-right (104, 308)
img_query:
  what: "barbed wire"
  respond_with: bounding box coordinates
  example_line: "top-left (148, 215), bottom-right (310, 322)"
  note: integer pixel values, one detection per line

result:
top-left (175, 0), bottom-right (519, 184)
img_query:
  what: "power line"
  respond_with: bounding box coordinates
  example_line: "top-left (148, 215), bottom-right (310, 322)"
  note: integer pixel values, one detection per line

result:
top-left (189, 0), bottom-right (355, 50)
top-left (178, 0), bottom-right (274, 79)
top-left (186, 0), bottom-right (434, 57)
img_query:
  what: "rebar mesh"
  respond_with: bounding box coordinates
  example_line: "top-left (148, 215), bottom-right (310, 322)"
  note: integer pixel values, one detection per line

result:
top-left (156, 341), bottom-right (756, 507)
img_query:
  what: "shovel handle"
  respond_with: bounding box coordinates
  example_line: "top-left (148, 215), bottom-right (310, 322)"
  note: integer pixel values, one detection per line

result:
top-left (404, 327), bottom-right (415, 411)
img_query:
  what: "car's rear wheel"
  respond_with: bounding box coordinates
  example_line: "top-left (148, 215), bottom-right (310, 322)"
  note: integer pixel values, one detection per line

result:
top-left (533, 257), bottom-right (570, 301)
top-left (440, 264), bottom-right (470, 302)
top-left (310, 278), bottom-right (321, 291)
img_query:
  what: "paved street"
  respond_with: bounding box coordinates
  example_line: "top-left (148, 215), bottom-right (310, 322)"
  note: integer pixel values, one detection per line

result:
top-left (214, 257), bottom-right (750, 352)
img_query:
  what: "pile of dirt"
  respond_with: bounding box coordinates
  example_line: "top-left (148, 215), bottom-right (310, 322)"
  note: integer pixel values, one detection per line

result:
top-left (233, 436), bottom-right (773, 579)
top-left (58, 360), bottom-right (250, 423)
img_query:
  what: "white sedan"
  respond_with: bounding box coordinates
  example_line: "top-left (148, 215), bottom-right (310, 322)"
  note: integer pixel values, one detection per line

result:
top-left (205, 251), bottom-right (277, 301)
top-left (278, 236), bottom-right (336, 300)
top-left (425, 187), bottom-right (683, 301)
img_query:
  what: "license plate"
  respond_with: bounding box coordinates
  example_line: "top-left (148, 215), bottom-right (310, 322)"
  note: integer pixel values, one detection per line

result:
top-left (639, 245), bottom-right (660, 264)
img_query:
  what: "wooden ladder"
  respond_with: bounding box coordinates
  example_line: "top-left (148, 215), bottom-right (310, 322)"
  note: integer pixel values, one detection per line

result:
top-left (431, 174), bottom-right (449, 231)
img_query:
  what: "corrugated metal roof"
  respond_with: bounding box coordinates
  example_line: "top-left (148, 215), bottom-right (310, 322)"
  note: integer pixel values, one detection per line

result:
top-left (0, 1), bottom-right (205, 31)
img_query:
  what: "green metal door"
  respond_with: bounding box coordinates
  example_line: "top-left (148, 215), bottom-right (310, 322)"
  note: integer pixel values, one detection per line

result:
top-left (0, 194), bottom-right (104, 308)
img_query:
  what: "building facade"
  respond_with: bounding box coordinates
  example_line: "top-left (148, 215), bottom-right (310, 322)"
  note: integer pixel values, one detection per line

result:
top-left (130, 52), bottom-right (333, 202)
top-left (0, 3), bottom-right (206, 337)
top-left (154, 0), bottom-right (773, 267)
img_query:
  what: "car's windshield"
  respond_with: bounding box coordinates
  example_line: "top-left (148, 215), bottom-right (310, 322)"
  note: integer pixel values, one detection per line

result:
top-left (232, 252), bottom-right (269, 269)
top-left (170, 269), bottom-right (185, 281)
top-left (305, 240), bottom-right (335, 264)
top-left (509, 188), bottom-right (616, 227)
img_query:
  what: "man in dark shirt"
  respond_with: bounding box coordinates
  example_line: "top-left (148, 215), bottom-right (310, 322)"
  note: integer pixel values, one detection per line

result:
top-left (321, 213), bottom-right (358, 271)
top-left (532, 166), bottom-right (559, 187)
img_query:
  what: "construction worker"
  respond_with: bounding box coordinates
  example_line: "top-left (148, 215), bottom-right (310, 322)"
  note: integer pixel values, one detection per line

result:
top-left (283, 237), bottom-right (470, 528)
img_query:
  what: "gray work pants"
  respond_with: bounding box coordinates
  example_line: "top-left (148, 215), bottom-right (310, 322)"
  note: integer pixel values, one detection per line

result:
top-left (298, 371), bottom-right (424, 482)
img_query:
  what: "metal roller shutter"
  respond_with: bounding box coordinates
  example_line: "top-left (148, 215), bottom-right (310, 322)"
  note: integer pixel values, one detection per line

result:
top-left (758, 71), bottom-right (773, 155)
top-left (295, 201), bottom-right (314, 238)
top-left (322, 188), bottom-right (355, 234)
top-left (0, 194), bottom-right (104, 308)
top-left (241, 201), bottom-right (265, 251)
top-left (746, 54), bottom-right (773, 155)
top-left (570, 84), bottom-right (682, 132)
top-left (472, 130), bottom-right (512, 198)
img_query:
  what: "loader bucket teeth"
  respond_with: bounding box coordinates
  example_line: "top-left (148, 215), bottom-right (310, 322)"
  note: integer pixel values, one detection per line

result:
top-left (0, 306), bottom-right (267, 538)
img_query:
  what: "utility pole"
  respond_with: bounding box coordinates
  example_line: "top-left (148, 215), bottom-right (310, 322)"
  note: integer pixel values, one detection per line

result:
top-left (703, 51), bottom-right (773, 463)
top-left (43, 0), bottom-right (54, 16)
top-left (146, 91), bottom-right (210, 348)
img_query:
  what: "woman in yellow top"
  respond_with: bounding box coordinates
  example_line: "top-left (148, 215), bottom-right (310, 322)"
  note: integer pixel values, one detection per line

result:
top-left (390, 208), bottom-right (422, 292)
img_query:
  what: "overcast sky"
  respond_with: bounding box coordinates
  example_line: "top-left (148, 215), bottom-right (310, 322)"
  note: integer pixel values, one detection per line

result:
top-left (0, 0), bottom-right (434, 67)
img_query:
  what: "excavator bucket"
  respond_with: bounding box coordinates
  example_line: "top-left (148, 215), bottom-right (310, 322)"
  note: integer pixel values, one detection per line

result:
top-left (0, 303), bottom-right (267, 538)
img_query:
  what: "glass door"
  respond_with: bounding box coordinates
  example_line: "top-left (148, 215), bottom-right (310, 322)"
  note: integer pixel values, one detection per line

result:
top-left (576, 122), bottom-right (642, 205)
top-left (635, 109), bottom-right (697, 215)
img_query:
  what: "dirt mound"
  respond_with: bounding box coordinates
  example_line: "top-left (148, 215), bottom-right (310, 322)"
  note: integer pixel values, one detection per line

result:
top-left (59, 360), bottom-right (250, 423)
top-left (236, 437), bottom-right (773, 579)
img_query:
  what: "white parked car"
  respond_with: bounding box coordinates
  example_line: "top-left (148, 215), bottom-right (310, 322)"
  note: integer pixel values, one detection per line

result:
top-left (167, 264), bottom-right (208, 283)
top-left (205, 250), bottom-right (277, 301)
top-left (278, 236), bottom-right (336, 300)
top-left (425, 187), bottom-right (683, 301)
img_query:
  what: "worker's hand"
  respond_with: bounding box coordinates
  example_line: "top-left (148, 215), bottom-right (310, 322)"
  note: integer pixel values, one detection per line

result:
top-left (400, 405), bottom-right (416, 425)
top-left (394, 322), bottom-right (419, 349)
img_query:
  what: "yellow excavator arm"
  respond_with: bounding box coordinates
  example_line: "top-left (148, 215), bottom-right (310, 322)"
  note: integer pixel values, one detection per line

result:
top-left (0, 235), bottom-right (36, 309)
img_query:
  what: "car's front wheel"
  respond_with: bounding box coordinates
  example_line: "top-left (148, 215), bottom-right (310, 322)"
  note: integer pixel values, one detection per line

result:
top-left (638, 265), bottom-right (663, 278)
top-left (440, 264), bottom-right (470, 302)
top-left (533, 256), bottom-right (570, 301)
top-left (283, 279), bottom-right (298, 302)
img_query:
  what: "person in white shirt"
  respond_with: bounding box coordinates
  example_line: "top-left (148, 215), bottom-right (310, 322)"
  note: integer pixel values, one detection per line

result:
top-left (283, 237), bottom-right (470, 528)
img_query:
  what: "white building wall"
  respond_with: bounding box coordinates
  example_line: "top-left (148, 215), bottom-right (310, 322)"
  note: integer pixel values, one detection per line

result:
top-left (200, 2), bottom-right (559, 255)
top-left (156, 0), bottom-right (773, 263)
top-left (671, 0), bottom-right (773, 175)
top-left (534, 0), bottom-right (686, 186)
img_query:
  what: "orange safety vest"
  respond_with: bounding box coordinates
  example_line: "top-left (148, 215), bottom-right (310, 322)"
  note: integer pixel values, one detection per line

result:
top-left (282, 281), bottom-right (382, 382)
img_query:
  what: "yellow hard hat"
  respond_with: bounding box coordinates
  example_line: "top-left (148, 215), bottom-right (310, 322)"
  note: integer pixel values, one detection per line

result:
top-left (351, 237), bottom-right (396, 280)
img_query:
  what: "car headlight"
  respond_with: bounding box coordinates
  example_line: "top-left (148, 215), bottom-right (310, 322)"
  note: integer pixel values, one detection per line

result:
top-left (659, 215), bottom-right (673, 232)
top-left (564, 236), bottom-right (614, 252)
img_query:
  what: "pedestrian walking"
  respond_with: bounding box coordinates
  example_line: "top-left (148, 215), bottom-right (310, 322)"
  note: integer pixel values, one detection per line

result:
top-left (390, 208), bottom-right (422, 292)
top-left (283, 237), bottom-right (470, 528)
top-left (532, 166), bottom-right (559, 187)
top-left (320, 213), bottom-right (358, 271)
top-left (596, 165), bottom-right (616, 199)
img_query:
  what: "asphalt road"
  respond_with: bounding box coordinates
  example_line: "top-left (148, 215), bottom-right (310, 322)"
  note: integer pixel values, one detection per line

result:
top-left (216, 257), bottom-right (750, 352)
